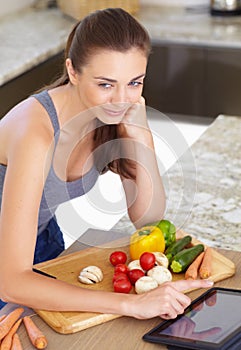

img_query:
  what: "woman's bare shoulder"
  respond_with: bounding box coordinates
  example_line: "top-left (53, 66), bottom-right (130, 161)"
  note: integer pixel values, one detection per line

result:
top-left (1, 95), bottom-right (54, 136)
top-left (0, 96), bottom-right (55, 165)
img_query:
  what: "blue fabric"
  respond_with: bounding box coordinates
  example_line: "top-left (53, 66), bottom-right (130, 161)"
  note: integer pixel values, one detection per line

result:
top-left (34, 217), bottom-right (65, 264)
top-left (0, 217), bottom-right (65, 309)
top-left (0, 299), bottom-right (6, 309)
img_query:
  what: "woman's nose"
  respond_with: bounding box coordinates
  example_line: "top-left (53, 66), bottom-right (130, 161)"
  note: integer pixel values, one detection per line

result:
top-left (111, 87), bottom-right (128, 103)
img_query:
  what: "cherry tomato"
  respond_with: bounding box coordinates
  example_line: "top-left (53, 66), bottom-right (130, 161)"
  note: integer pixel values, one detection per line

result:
top-left (112, 272), bottom-right (129, 283)
top-left (127, 269), bottom-right (145, 285)
top-left (109, 251), bottom-right (127, 266)
top-left (114, 264), bottom-right (128, 274)
top-left (139, 252), bottom-right (156, 271)
top-left (113, 278), bottom-right (132, 294)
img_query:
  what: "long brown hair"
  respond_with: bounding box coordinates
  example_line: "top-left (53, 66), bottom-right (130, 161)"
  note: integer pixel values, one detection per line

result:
top-left (47, 8), bottom-right (151, 178)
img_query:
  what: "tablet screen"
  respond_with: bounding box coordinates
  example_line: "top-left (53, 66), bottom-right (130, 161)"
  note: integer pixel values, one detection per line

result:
top-left (144, 288), bottom-right (241, 350)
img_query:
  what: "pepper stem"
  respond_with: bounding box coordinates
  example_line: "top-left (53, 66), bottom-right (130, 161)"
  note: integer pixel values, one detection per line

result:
top-left (138, 229), bottom-right (151, 236)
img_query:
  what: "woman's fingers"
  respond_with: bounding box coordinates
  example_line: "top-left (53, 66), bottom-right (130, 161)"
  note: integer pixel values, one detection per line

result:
top-left (170, 279), bottom-right (214, 292)
top-left (153, 284), bottom-right (190, 319)
top-left (122, 100), bottom-right (147, 127)
top-left (139, 96), bottom-right (146, 105)
top-left (158, 279), bottom-right (213, 320)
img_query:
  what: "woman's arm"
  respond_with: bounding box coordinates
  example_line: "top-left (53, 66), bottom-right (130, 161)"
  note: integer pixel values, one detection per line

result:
top-left (0, 106), bottom-right (212, 316)
top-left (119, 98), bottom-right (166, 228)
top-left (0, 99), bottom-right (213, 319)
top-left (0, 105), bottom-right (132, 313)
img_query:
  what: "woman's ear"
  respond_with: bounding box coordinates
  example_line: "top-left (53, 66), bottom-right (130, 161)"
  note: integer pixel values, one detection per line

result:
top-left (66, 58), bottom-right (78, 85)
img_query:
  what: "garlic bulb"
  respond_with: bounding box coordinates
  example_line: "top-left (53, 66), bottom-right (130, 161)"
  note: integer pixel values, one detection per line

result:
top-left (135, 276), bottom-right (158, 294)
top-left (78, 266), bottom-right (103, 284)
top-left (147, 266), bottom-right (172, 285)
top-left (153, 252), bottom-right (169, 269)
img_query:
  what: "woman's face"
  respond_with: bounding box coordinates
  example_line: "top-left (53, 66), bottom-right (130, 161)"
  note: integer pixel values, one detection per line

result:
top-left (72, 48), bottom-right (147, 124)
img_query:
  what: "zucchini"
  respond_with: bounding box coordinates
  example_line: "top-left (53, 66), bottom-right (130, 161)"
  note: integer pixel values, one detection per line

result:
top-left (170, 244), bottom-right (205, 273)
top-left (165, 235), bottom-right (192, 263)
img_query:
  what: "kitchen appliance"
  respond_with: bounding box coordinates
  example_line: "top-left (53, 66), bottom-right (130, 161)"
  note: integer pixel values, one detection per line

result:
top-left (211, 0), bottom-right (241, 15)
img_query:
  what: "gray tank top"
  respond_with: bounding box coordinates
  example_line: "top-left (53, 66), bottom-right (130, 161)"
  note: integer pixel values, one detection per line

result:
top-left (0, 90), bottom-right (99, 234)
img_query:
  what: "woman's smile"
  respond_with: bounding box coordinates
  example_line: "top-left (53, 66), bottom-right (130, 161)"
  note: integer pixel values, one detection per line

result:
top-left (102, 108), bottom-right (126, 116)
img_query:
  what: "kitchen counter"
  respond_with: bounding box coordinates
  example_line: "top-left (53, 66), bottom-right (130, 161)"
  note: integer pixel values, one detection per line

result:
top-left (137, 5), bottom-right (241, 49)
top-left (1, 4), bottom-right (241, 87)
top-left (114, 114), bottom-right (241, 252)
top-left (0, 7), bottom-right (75, 86)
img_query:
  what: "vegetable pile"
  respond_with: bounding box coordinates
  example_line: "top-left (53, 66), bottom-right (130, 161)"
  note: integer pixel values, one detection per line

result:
top-left (0, 307), bottom-right (48, 349)
top-left (109, 218), bottom-right (213, 294)
top-left (109, 250), bottom-right (172, 294)
top-left (77, 218), bottom-right (212, 295)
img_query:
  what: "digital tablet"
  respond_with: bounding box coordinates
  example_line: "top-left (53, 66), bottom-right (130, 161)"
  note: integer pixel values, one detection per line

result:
top-left (143, 287), bottom-right (241, 350)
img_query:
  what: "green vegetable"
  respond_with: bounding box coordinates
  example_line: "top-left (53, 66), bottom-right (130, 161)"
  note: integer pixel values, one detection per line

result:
top-left (165, 235), bottom-right (192, 263)
top-left (170, 244), bottom-right (205, 273)
top-left (149, 219), bottom-right (176, 248)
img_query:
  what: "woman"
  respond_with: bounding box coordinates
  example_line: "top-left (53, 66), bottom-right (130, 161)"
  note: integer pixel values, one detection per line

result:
top-left (0, 8), bottom-right (212, 318)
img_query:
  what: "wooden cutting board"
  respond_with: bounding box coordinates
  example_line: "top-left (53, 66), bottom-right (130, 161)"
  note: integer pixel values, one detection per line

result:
top-left (34, 229), bottom-right (235, 334)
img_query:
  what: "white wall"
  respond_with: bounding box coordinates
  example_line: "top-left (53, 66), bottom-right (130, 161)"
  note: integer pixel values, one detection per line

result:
top-left (0, 0), bottom-right (35, 17)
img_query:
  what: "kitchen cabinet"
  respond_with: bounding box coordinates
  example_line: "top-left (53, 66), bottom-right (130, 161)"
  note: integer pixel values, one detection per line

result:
top-left (143, 44), bottom-right (241, 118)
top-left (1, 44), bottom-right (241, 120)
top-left (206, 48), bottom-right (241, 117)
top-left (143, 44), bottom-right (206, 116)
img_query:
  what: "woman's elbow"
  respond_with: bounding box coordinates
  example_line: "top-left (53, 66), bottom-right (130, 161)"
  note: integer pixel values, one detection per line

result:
top-left (0, 272), bottom-right (25, 304)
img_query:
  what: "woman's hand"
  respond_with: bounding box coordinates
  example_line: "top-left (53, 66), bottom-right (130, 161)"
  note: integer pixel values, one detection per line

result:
top-left (118, 97), bottom-right (152, 145)
top-left (126, 279), bottom-right (213, 320)
top-left (118, 96), bottom-right (165, 228)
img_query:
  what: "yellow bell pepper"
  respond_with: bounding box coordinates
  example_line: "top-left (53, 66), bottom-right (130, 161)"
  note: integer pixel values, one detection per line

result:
top-left (129, 226), bottom-right (165, 260)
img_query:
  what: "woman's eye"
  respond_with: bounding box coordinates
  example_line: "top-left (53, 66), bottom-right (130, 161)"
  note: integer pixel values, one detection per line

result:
top-left (129, 81), bottom-right (143, 87)
top-left (99, 83), bottom-right (112, 89)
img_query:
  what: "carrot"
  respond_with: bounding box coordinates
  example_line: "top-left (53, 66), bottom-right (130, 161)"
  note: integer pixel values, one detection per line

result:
top-left (23, 316), bottom-right (47, 349)
top-left (199, 247), bottom-right (212, 279)
top-left (185, 251), bottom-right (205, 280)
top-left (10, 333), bottom-right (23, 350)
top-left (0, 308), bottom-right (24, 341)
top-left (1, 318), bottom-right (22, 350)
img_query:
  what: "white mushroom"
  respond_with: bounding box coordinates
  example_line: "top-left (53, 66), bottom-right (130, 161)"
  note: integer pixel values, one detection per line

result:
top-left (78, 265), bottom-right (103, 285)
top-left (135, 276), bottom-right (158, 294)
top-left (153, 252), bottom-right (169, 269)
top-left (147, 265), bottom-right (172, 285)
top-left (128, 260), bottom-right (145, 272)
